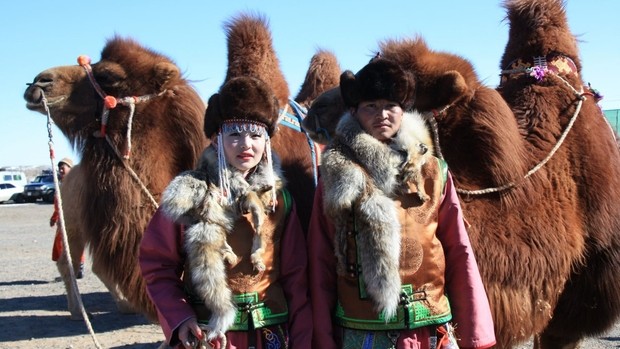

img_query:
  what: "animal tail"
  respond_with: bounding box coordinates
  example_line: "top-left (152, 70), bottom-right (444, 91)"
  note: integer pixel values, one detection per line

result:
top-left (185, 225), bottom-right (237, 337)
top-left (355, 191), bottom-right (402, 321)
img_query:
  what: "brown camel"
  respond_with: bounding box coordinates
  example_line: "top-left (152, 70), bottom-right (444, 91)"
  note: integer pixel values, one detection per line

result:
top-left (498, 1), bottom-right (620, 347)
top-left (302, 1), bottom-right (620, 347)
top-left (23, 20), bottom-right (340, 321)
top-left (24, 37), bottom-right (206, 320)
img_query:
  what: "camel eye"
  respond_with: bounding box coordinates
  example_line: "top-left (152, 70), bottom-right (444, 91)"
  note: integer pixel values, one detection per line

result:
top-left (92, 63), bottom-right (126, 90)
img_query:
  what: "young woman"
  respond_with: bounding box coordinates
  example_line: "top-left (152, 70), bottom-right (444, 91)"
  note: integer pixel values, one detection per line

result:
top-left (140, 77), bottom-right (312, 349)
top-left (308, 59), bottom-right (496, 349)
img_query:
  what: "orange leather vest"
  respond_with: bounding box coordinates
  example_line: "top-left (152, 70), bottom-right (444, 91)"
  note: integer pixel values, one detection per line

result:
top-left (186, 190), bottom-right (291, 330)
top-left (335, 157), bottom-right (452, 330)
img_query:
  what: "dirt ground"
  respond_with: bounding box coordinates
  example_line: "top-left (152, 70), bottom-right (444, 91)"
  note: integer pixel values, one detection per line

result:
top-left (1, 203), bottom-right (619, 349)
top-left (0, 203), bottom-right (163, 349)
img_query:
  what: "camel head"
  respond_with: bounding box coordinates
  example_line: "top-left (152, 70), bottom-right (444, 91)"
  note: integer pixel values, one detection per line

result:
top-left (379, 37), bottom-right (476, 113)
top-left (302, 86), bottom-right (345, 144)
top-left (24, 36), bottom-right (200, 155)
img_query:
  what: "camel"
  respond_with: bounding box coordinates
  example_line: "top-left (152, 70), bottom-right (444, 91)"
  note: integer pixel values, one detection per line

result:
top-left (302, 1), bottom-right (620, 347)
top-left (24, 37), bottom-right (206, 320)
top-left (497, 1), bottom-right (620, 347)
top-left (22, 17), bottom-right (340, 321)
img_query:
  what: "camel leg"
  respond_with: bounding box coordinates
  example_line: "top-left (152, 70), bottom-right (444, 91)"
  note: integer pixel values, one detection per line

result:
top-left (90, 261), bottom-right (137, 314)
top-left (55, 227), bottom-right (87, 320)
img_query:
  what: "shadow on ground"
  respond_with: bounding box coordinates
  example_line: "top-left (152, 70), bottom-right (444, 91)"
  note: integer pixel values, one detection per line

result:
top-left (0, 291), bottom-right (156, 343)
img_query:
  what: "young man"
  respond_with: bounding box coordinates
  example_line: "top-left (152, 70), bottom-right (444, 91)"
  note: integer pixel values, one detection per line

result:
top-left (308, 58), bottom-right (496, 349)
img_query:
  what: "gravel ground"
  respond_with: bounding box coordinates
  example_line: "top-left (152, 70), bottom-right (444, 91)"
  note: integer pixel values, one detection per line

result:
top-left (0, 203), bottom-right (163, 349)
top-left (0, 203), bottom-right (618, 348)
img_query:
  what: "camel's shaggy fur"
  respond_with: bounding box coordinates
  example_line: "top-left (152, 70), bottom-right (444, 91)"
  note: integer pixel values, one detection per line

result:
top-left (303, 1), bottom-right (620, 347)
top-left (498, 1), bottom-right (620, 347)
top-left (24, 37), bottom-right (207, 320)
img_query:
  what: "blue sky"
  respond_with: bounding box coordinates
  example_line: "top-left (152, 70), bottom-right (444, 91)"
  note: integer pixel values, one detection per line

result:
top-left (1, 1), bottom-right (619, 167)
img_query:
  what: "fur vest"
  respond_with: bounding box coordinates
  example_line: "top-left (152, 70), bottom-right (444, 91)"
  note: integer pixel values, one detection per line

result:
top-left (320, 111), bottom-right (436, 320)
top-left (160, 145), bottom-right (285, 339)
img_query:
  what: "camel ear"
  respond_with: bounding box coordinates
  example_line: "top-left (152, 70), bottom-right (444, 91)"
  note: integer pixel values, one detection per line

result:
top-left (435, 70), bottom-right (468, 106)
top-left (339, 70), bottom-right (360, 108)
top-left (153, 62), bottom-right (180, 90)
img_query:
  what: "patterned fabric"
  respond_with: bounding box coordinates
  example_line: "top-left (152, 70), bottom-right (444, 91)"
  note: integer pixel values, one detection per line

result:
top-left (341, 329), bottom-right (398, 349)
top-left (259, 325), bottom-right (289, 349)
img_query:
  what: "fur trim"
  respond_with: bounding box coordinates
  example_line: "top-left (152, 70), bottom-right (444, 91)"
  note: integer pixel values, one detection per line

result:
top-left (204, 76), bottom-right (280, 138)
top-left (321, 111), bottom-right (432, 320)
top-left (340, 58), bottom-right (415, 110)
top-left (160, 145), bottom-right (284, 337)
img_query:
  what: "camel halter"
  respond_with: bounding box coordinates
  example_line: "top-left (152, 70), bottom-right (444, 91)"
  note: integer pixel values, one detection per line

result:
top-left (78, 55), bottom-right (161, 209)
top-left (78, 55), bottom-right (167, 160)
top-left (455, 55), bottom-right (596, 197)
top-left (278, 99), bottom-right (320, 186)
top-left (39, 90), bottom-right (104, 349)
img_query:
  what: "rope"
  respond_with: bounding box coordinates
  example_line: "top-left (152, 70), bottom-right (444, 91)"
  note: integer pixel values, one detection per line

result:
top-left (78, 54), bottom-right (166, 160)
top-left (104, 135), bottom-right (159, 210)
top-left (455, 74), bottom-right (586, 196)
top-left (77, 54), bottom-right (161, 209)
top-left (41, 92), bottom-right (104, 349)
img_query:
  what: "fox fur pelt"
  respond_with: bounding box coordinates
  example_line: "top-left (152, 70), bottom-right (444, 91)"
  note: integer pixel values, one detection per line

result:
top-left (320, 111), bottom-right (434, 320)
top-left (160, 145), bottom-right (284, 338)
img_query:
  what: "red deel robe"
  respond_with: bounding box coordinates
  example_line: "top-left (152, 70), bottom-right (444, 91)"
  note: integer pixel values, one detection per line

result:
top-left (308, 174), bottom-right (496, 349)
top-left (140, 204), bottom-right (312, 349)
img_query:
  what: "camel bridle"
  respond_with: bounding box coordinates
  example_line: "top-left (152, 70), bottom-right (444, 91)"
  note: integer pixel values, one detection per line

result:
top-left (443, 55), bottom-right (597, 198)
top-left (77, 55), bottom-right (162, 210)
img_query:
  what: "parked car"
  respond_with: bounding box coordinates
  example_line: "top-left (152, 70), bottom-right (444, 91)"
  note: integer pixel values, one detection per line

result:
top-left (23, 174), bottom-right (56, 203)
top-left (0, 170), bottom-right (28, 188)
top-left (0, 183), bottom-right (25, 203)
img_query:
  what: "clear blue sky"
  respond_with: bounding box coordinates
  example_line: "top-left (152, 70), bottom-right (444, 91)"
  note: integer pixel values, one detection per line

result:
top-left (1, 1), bottom-right (618, 167)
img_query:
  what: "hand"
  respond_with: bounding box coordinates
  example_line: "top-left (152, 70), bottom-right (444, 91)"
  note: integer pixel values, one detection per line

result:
top-left (178, 317), bottom-right (203, 348)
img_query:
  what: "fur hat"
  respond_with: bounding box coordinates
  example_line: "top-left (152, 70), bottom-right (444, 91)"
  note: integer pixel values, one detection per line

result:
top-left (58, 157), bottom-right (73, 168)
top-left (340, 58), bottom-right (415, 110)
top-left (204, 76), bottom-right (280, 138)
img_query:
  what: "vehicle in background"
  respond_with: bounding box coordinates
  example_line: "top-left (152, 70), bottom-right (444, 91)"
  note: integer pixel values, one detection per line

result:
top-left (0, 183), bottom-right (25, 203)
top-left (23, 173), bottom-right (56, 203)
top-left (0, 170), bottom-right (28, 188)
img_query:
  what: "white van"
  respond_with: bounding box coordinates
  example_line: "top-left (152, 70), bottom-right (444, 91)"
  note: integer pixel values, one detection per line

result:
top-left (0, 170), bottom-right (28, 188)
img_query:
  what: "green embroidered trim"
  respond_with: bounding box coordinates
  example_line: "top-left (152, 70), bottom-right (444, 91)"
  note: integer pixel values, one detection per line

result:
top-left (335, 284), bottom-right (452, 331)
top-left (194, 292), bottom-right (288, 330)
top-left (281, 188), bottom-right (292, 216)
top-left (437, 157), bottom-right (448, 195)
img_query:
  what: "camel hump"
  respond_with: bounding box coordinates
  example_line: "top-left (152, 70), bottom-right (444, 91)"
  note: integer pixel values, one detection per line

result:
top-left (502, 0), bottom-right (580, 71)
top-left (295, 49), bottom-right (341, 107)
top-left (223, 12), bottom-right (289, 106)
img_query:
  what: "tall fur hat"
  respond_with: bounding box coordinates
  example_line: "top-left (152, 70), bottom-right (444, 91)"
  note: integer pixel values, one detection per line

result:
top-left (340, 58), bottom-right (415, 110)
top-left (204, 76), bottom-right (280, 138)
